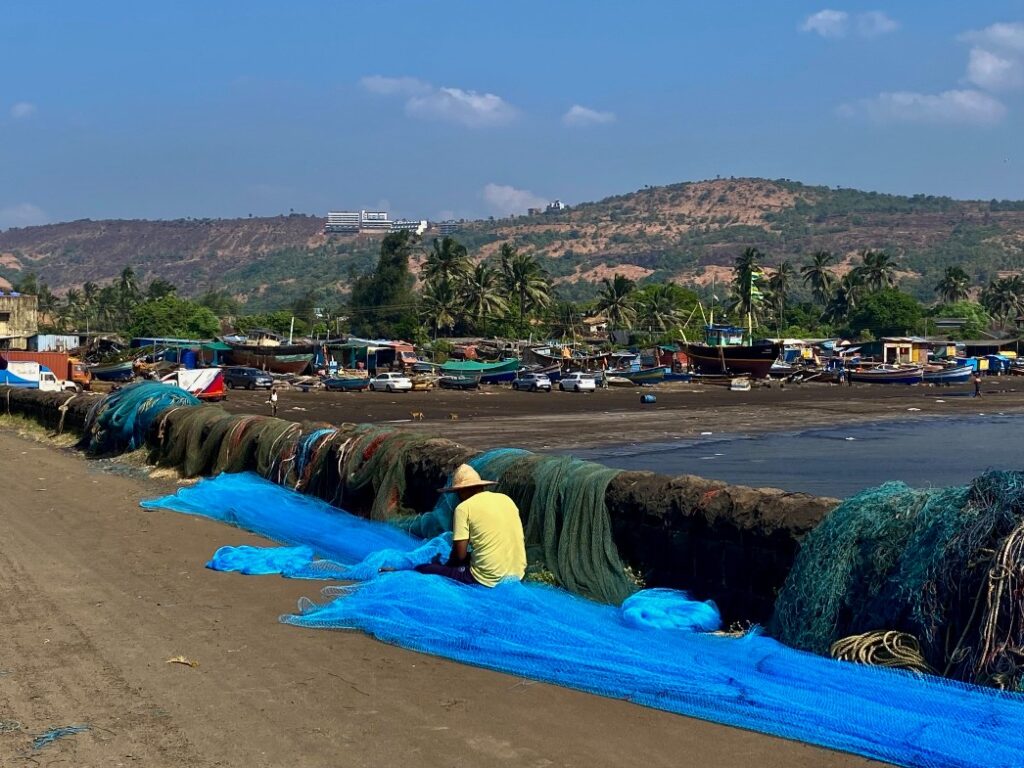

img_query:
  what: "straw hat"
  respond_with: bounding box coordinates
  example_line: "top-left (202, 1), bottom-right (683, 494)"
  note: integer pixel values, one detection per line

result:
top-left (437, 464), bottom-right (497, 493)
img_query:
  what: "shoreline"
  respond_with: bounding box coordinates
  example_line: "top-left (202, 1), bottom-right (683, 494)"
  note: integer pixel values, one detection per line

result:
top-left (217, 379), bottom-right (1024, 452)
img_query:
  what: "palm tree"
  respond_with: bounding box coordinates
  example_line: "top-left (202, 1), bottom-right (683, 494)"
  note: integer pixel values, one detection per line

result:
top-left (854, 250), bottom-right (898, 293)
top-left (767, 261), bottom-right (795, 324)
top-left (117, 266), bottom-right (141, 326)
top-left (96, 285), bottom-right (120, 330)
top-left (801, 251), bottom-right (836, 308)
top-left (462, 262), bottom-right (507, 329)
top-left (500, 245), bottom-right (550, 321)
top-left (640, 283), bottom-right (683, 332)
top-left (419, 277), bottom-right (461, 336)
top-left (728, 247), bottom-right (765, 331)
top-left (423, 237), bottom-right (470, 284)
top-left (596, 273), bottom-right (637, 329)
top-left (934, 266), bottom-right (971, 304)
top-left (822, 272), bottom-right (863, 324)
top-left (980, 277), bottom-right (1024, 329)
top-left (63, 288), bottom-right (83, 330)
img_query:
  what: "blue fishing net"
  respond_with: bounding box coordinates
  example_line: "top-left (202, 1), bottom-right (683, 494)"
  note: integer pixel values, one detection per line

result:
top-left (143, 474), bottom-right (1024, 768)
top-left (79, 381), bottom-right (199, 454)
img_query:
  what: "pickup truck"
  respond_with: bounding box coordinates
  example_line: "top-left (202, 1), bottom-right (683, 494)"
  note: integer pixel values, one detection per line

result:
top-left (0, 359), bottom-right (79, 392)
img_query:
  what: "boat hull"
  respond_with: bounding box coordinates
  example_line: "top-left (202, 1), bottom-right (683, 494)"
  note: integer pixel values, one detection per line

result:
top-left (682, 343), bottom-right (780, 379)
top-left (923, 367), bottom-right (973, 385)
top-left (619, 367), bottom-right (667, 385)
top-left (850, 367), bottom-right (924, 385)
top-left (324, 377), bottom-right (369, 392)
top-left (91, 361), bottom-right (136, 382)
top-left (226, 346), bottom-right (313, 375)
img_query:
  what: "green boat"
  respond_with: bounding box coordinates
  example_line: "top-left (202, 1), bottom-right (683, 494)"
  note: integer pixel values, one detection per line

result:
top-left (441, 358), bottom-right (520, 384)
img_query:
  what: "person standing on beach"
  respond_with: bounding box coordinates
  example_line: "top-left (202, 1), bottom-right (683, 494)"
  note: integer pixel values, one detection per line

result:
top-left (973, 371), bottom-right (983, 398)
top-left (269, 386), bottom-right (279, 416)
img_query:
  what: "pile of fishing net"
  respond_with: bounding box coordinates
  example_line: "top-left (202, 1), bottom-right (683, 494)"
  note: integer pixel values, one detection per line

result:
top-left (143, 473), bottom-right (1024, 768)
top-left (772, 470), bottom-right (1024, 690)
top-left (148, 408), bottom-right (635, 603)
top-left (79, 381), bottom-right (199, 454)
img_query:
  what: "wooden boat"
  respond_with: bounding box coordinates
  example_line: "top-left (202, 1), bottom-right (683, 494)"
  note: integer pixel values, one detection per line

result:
top-left (410, 374), bottom-right (436, 391)
top-left (226, 346), bottom-right (314, 375)
top-left (662, 371), bottom-right (692, 383)
top-left (324, 376), bottom-right (370, 392)
top-left (923, 366), bottom-right (973, 385)
top-left (441, 358), bottom-right (519, 385)
top-left (606, 375), bottom-right (635, 387)
top-left (90, 360), bottom-right (136, 382)
top-left (438, 374), bottom-right (480, 390)
top-left (849, 364), bottom-right (924, 385)
top-left (682, 325), bottom-right (780, 380)
top-left (693, 373), bottom-right (749, 387)
top-left (619, 367), bottom-right (667, 385)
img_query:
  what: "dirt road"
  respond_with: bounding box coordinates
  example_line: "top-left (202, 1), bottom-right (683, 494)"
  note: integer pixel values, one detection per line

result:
top-left (220, 379), bottom-right (1024, 451)
top-left (0, 430), bottom-right (877, 767)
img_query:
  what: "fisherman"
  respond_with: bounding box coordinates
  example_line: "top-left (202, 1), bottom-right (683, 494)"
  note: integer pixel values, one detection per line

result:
top-left (973, 371), bottom-right (983, 398)
top-left (269, 386), bottom-right (279, 416)
top-left (413, 464), bottom-right (526, 587)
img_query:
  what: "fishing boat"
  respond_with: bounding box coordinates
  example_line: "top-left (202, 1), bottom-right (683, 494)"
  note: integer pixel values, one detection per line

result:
top-left (681, 325), bottom-right (780, 380)
top-left (441, 358), bottom-right (520, 384)
top-left (693, 372), bottom-right (750, 387)
top-left (225, 330), bottom-right (317, 375)
top-left (324, 376), bottom-right (370, 392)
top-left (923, 366), bottom-right (973, 385)
top-left (849, 364), bottom-right (924, 385)
top-left (606, 375), bottom-right (635, 387)
top-left (438, 374), bottom-right (480, 390)
top-left (662, 370), bottom-right (693, 383)
top-left (89, 359), bottom-right (136, 382)
top-left (619, 366), bottom-right (668, 385)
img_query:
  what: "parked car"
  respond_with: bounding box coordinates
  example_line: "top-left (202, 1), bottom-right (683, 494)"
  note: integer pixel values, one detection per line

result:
top-left (223, 366), bottom-right (274, 390)
top-left (559, 372), bottom-right (597, 392)
top-left (368, 372), bottom-right (413, 392)
top-left (512, 372), bottom-right (552, 392)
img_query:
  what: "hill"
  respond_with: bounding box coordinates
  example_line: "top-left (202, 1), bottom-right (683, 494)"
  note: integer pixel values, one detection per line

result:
top-left (3, 178), bottom-right (1024, 309)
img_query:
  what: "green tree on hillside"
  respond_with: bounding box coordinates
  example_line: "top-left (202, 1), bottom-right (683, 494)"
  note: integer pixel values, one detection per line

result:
top-left (848, 288), bottom-right (923, 337)
top-left (767, 260), bottom-right (795, 323)
top-left (853, 250), bottom-right (898, 293)
top-left (462, 262), bottom-right (507, 330)
top-left (634, 282), bottom-right (694, 333)
top-left (348, 231), bottom-right (418, 338)
top-left (980, 276), bottom-right (1024, 330)
top-left (596, 273), bottom-right (637, 329)
top-left (728, 247), bottom-right (765, 328)
top-left (127, 295), bottom-right (220, 338)
top-left (500, 244), bottom-right (550, 321)
top-left (419, 276), bottom-right (461, 336)
top-left (801, 251), bottom-right (836, 308)
top-left (423, 237), bottom-right (471, 284)
top-left (934, 266), bottom-right (971, 304)
top-left (931, 301), bottom-right (990, 339)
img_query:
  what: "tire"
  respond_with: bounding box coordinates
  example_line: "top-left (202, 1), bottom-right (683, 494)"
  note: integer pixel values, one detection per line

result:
top-left (575, 384), bottom-right (580, 392)
top-left (513, 383), bottom-right (519, 391)
top-left (227, 381), bottom-right (235, 390)
top-left (247, 383), bottom-right (255, 391)
top-left (386, 384), bottom-right (393, 393)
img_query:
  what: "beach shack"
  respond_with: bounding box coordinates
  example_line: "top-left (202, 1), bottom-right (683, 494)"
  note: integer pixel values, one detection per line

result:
top-left (327, 338), bottom-right (417, 374)
top-left (860, 336), bottom-right (933, 364)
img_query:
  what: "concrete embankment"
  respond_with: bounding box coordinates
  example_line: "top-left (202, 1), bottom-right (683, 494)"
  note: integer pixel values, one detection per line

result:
top-left (1, 386), bottom-right (838, 622)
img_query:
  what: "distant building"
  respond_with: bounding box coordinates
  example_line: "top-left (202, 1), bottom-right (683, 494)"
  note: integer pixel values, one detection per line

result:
top-left (390, 219), bottom-right (428, 236)
top-left (527, 207), bottom-right (543, 216)
top-left (325, 211), bottom-right (360, 233)
top-left (0, 291), bottom-right (39, 350)
top-left (582, 315), bottom-right (608, 334)
top-left (545, 200), bottom-right (568, 213)
top-left (436, 220), bottom-right (461, 236)
top-left (325, 210), bottom-right (393, 234)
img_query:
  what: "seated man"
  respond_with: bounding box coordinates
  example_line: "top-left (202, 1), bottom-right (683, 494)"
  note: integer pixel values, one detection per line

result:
top-left (414, 464), bottom-right (526, 587)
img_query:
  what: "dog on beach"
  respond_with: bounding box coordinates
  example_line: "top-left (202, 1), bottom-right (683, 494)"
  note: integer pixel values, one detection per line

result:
top-left (447, 412), bottom-right (459, 421)
top-left (410, 411), bottom-right (425, 421)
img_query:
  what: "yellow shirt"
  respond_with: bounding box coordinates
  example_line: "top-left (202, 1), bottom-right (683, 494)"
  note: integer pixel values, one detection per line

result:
top-left (452, 491), bottom-right (527, 587)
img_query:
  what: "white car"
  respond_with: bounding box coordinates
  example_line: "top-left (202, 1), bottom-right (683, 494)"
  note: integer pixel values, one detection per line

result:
top-left (559, 372), bottom-right (597, 392)
top-left (368, 372), bottom-right (413, 392)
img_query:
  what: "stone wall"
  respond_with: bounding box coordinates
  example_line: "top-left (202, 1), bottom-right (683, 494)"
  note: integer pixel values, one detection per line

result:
top-left (0, 386), bottom-right (838, 623)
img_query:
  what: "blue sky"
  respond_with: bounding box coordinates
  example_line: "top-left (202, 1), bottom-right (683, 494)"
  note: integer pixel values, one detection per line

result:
top-left (2, 1), bottom-right (1023, 228)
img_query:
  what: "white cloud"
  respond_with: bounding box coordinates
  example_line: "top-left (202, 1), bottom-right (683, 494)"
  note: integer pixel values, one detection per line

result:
top-left (801, 10), bottom-right (848, 38)
top-left (361, 75), bottom-right (516, 128)
top-left (857, 11), bottom-right (899, 38)
top-left (10, 102), bottom-right (36, 119)
top-left (482, 183), bottom-right (547, 217)
top-left (800, 10), bottom-right (898, 38)
top-left (563, 104), bottom-right (616, 126)
top-left (961, 22), bottom-right (1024, 53)
top-left (838, 89), bottom-right (1006, 125)
top-left (0, 203), bottom-right (49, 230)
top-left (966, 47), bottom-right (1024, 91)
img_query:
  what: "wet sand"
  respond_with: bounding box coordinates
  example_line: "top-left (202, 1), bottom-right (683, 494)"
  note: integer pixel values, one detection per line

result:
top-left (220, 379), bottom-right (1024, 452)
top-left (0, 429), bottom-right (878, 767)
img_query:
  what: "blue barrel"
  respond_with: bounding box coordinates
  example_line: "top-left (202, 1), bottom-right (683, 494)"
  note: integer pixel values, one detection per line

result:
top-left (640, 393), bottom-right (657, 404)
top-left (181, 349), bottom-right (199, 369)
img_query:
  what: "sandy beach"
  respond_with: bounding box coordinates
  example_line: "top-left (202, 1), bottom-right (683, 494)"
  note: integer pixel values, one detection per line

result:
top-left (0, 428), bottom-right (878, 767)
